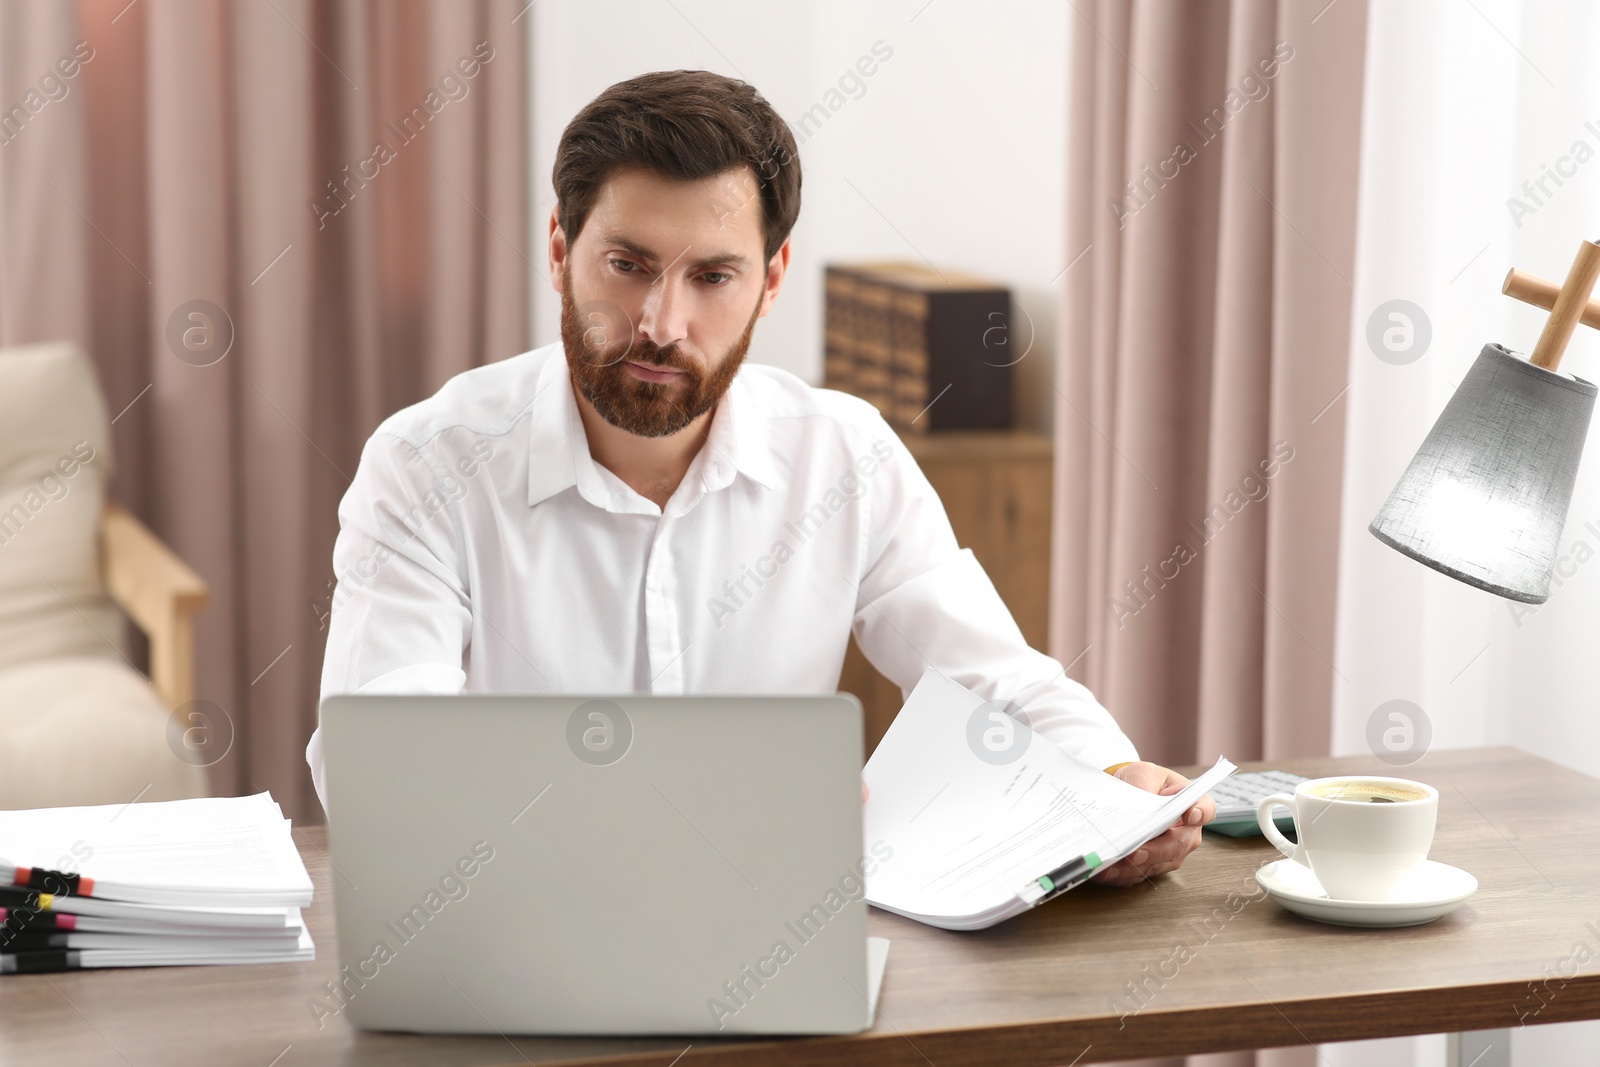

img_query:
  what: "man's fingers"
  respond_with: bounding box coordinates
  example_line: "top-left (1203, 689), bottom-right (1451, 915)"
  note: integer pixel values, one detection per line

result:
top-left (1097, 827), bottom-right (1203, 883)
top-left (1090, 862), bottom-right (1135, 885)
top-left (1096, 763), bottom-right (1213, 885)
top-left (1114, 762), bottom-right (1168, 793)
top-left (1093, 855), bottom-right (1177, 886)
top-left (1133, 832), bottom-right (1188, 868)
top-left (1094, 850), bottom-right (1160, 884)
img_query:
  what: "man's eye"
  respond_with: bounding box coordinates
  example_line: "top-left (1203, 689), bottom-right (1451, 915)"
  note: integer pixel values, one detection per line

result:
top-left (701, 272), bottom-right (731, 286)
top-left (610, 259), bottom-right (642, 274)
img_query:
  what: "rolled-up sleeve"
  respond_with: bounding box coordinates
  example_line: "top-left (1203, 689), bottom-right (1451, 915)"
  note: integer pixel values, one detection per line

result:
top-left (850, 428), bottom-right (1139, 772)
top-left (306, 431), bottom-right (471, 813)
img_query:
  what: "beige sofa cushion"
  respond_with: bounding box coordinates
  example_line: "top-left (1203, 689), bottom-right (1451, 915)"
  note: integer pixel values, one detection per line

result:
top-left (0, 342), bottom-right (121, 672)
top-left (0, 656), bottom-right (207, 809)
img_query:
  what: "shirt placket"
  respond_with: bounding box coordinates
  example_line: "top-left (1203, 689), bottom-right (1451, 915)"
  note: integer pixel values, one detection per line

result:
top-left (644, 516), bottom-right (686, 693)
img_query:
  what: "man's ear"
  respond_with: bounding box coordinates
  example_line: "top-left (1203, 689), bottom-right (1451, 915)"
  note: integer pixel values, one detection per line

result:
top-left (758, 236), bottom-right (791, 318)
top-left (548, 204), bottom-right (567, 293)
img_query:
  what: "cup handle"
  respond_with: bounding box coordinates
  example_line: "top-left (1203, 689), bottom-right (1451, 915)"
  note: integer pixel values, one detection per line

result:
top-left (1257, 792), bottom-right (1307, 866)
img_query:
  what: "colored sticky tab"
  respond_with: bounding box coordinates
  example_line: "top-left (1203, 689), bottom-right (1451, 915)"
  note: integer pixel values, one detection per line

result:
top-left (18, 868), bottom-right (87, 896)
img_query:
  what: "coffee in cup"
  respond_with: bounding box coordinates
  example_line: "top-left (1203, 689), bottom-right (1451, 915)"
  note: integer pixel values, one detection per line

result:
top-left (1256, 775), bottom-right (1437, 901)
top-left (1305, 781), bottom-right (1429, 804)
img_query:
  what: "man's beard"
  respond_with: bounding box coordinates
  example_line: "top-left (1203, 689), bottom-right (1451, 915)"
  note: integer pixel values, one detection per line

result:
top-left (559, 264), bottom-right (761, 438)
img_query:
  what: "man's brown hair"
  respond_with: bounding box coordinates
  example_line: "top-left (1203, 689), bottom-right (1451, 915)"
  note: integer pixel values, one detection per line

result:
top-left (553, 70), bottom-right (801, 265)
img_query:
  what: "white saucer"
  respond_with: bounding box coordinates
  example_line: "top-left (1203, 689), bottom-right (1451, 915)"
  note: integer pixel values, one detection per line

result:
top-left (1255, 859), bottom-right (1478, 928)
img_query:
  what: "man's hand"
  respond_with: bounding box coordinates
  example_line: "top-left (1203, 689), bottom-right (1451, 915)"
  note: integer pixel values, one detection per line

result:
top-left (1090, 762), bottom-right (1216, 887)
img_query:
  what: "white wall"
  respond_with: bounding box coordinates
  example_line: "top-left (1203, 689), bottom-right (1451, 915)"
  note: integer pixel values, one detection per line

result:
top-left (526, 0), bottom-right (1069, 432)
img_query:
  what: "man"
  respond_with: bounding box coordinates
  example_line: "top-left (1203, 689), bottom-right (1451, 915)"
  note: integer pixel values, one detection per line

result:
top-left (307, 70), bottom-right (1214, 887)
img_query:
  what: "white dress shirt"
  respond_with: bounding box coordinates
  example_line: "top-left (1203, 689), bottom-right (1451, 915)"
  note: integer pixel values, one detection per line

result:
top-left (307, 340), bottom-right (1139, 811)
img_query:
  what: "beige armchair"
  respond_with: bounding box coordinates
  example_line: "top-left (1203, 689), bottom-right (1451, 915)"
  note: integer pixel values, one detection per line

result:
top-left (0, 342), bottom-right (210, 809)
top-left (102, 501), bottom-right (208, 711)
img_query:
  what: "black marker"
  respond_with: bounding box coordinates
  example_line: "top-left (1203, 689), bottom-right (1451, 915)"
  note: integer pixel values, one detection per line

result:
top-left (0, 950), bottom-right (85, 974)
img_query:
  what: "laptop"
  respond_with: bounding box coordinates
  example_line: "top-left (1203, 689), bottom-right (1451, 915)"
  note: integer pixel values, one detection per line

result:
top-left (318, 692), bottom-right (886, 1035)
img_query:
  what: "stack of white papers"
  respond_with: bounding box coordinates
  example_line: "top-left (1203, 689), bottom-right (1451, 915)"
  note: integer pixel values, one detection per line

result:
top-left (864, 671), bottom-right (1235, 930)
top-left (0, 793), bottom-right (314, 972)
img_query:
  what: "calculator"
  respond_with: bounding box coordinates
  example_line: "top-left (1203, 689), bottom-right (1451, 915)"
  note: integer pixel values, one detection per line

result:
top-left (1203, 769), bottom-right (1310, 837)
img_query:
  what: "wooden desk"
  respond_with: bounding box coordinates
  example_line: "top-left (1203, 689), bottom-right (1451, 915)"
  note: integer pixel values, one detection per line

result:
top-left (3, 747), bottom-right (1597, 1065)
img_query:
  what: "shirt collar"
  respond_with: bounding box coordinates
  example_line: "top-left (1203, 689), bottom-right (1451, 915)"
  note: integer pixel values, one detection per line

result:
top-left (526, 344), bottom-right (778, 511)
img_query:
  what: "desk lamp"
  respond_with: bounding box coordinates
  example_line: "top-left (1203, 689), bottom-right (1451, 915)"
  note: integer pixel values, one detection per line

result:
top-left (1369, 239), bottom-right (1600, 603)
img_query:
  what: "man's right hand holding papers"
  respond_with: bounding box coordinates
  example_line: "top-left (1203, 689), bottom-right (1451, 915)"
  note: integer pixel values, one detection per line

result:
top-left (1088, 762), bottom-right (1217, 887)
top-left (861, 669), bottom-right (1235, 930)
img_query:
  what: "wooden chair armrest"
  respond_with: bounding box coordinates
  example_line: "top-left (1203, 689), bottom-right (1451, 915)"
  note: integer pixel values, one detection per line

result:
top-left (100, 502), bottom-right (208, 709)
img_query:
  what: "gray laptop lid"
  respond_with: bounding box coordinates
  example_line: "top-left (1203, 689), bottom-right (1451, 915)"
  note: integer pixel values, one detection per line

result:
top-left (320, 693), bottom-right (869, 1036)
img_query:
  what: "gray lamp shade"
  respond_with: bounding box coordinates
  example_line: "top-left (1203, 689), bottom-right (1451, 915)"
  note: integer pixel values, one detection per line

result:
top-left (1369, 342), bottom-right (1598, 603)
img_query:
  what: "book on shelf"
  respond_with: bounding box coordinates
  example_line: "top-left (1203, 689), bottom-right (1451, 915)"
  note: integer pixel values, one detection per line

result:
top-left (822, 261), bottom-right (1014, 433)
top-left (822, 266), bottom-right (857, 399)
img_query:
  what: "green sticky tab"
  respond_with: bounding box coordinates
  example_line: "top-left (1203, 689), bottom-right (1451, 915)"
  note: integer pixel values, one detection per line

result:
top-left (1038, 875), bottom-right (1055, 893)
top-left (1085, 852), bottom-right (1101, 868)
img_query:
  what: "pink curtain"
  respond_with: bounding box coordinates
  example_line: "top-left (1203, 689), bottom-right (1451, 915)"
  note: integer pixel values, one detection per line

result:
top-left (1053, 2), bottom-right (1368, 1063)
top-left (0, 0), bottom-right (529, 822)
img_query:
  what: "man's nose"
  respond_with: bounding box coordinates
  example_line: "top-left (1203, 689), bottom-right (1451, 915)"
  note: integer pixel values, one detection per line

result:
top-left (636, 270), bottom-right (689, 352)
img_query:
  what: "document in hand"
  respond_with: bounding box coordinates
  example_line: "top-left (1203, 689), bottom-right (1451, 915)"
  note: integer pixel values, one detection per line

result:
top-left (863, 670), bottom-right (1236, 931)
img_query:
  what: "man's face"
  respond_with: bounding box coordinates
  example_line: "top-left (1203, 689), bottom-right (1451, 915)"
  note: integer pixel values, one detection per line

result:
top-left (556, 165), bottom-right (773, 438)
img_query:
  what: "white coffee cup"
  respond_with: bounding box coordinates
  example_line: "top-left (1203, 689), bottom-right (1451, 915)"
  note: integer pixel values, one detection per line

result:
top-left (1256, 775), bottom-right (1438, 902)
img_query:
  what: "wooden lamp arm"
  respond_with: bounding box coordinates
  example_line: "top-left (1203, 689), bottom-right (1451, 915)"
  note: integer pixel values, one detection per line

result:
top-left (1502, 239), bottom-right (1600, 370)
top-left (1502, 268), bottom-right (1600, 331)
top-left (100, 502), bottom-right (208, 710)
